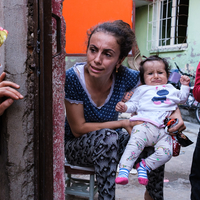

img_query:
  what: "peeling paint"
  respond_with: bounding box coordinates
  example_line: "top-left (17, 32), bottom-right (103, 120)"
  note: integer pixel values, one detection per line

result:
top-left (52, 0), bottom-right (66, 199)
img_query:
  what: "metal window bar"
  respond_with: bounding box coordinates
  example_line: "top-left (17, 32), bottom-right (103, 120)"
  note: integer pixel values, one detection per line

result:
top-left (159, 0), bottom-right (164, 46)
top-left (153, 1), bottom-right (157, 49)
top-left (175, 0), bottom-right (180, 44)
top-left (147, 4), bottom-right (149, 50)
top-left (161, 0), bottom-right (169, 46)
top-left (155, 0), bottom-right (160, 49)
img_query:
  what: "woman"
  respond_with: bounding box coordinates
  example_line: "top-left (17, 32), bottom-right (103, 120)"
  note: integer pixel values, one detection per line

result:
top-left (65, 20), bottom-right (185, 200)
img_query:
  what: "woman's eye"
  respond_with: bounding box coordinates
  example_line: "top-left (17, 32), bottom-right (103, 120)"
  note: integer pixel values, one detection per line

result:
top-left (158, 72), bottom-right (163, 74)
top-left (148, 73), bottom-right (152, 75)
top-left (105, 53), bottom-right (111, 57)
top-left (90, 48), bottom-right (96, 53)
top-left (103, 50), bottom-right (112, 57)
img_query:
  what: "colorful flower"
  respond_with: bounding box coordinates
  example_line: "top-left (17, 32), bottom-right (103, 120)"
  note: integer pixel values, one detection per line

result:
top-left (0, 27), bottom-right (8, 47)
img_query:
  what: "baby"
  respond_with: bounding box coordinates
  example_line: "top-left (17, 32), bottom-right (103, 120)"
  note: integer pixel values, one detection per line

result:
top-left (115, 55), bottom-right (190, 185)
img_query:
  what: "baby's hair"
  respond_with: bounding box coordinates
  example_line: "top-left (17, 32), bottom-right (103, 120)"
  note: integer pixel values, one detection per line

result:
top-left (139, 55), bottom-right (171, 84)
top-left (86, 20), bottom-right (135, 60)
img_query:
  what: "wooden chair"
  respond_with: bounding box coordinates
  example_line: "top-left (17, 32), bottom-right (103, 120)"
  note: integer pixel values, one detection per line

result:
top-left (65, 161), bottom-right (98, 200)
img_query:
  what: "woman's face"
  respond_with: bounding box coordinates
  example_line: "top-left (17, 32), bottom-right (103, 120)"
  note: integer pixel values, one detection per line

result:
top-left (86, 31), bottom-right (121, 79)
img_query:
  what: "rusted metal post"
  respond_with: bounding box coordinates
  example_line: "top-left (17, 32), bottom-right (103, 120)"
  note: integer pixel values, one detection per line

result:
top-left (34, 0), bottom-right (53, 199)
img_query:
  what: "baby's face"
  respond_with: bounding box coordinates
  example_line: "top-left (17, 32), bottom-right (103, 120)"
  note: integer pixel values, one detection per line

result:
top-left (143, 60), bottom-right (168, 86)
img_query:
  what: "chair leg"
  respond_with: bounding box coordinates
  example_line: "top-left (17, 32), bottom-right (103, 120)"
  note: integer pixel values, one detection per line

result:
top-left (89, 174), bottom-right (95, 200)
top-left (66, 174), bottom-right (71, 187)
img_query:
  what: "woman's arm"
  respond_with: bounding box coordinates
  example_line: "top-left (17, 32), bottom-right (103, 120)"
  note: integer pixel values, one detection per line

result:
top-left (65, 100), bottom-right (139, 137)
top-left (168, 107), bottom-right (186, 134)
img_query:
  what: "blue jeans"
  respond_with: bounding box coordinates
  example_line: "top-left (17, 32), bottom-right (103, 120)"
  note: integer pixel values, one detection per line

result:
top-left (190, 128), bottom-right (200, 200)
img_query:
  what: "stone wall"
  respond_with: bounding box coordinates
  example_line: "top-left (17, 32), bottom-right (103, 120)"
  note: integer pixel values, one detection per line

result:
top-left (0, 0), bottom-right (34, 199)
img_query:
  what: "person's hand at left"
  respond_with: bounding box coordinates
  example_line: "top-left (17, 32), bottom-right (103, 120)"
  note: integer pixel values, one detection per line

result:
top-left (0, 72), bottom-right (24, 116)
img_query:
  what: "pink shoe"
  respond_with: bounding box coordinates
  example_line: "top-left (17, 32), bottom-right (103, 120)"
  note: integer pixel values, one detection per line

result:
top-left (115, 177), bottom-right (129, 185)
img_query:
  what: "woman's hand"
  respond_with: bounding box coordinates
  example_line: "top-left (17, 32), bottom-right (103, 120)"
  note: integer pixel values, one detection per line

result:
top-left (167, 107), bottom-right (186, 135)
top-left (0, 72), bottom-right (23, 116)
top-left (122, 119), bottom-right (143, 135)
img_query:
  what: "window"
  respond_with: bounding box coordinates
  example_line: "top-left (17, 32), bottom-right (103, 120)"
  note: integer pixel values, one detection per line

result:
top-left (147, 0), bottom-right (189, 52)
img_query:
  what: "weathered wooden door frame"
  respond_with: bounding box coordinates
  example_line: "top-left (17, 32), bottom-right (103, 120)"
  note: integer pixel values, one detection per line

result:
top-left (33, 0), bottom-right (53, 199)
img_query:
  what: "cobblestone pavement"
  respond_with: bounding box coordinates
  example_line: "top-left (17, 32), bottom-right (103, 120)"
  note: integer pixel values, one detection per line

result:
top-left (66, 120), bottom-right (199, 200)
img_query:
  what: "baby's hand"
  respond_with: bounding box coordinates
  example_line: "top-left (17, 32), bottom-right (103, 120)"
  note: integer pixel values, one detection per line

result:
top-left (115, 101), bottom-right (127, 112)
top-left (180, 75), bottom-right (190, 86)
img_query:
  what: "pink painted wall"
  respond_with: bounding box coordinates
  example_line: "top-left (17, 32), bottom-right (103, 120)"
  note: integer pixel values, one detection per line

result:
top-left (52, 0), bottom-right (66, 199)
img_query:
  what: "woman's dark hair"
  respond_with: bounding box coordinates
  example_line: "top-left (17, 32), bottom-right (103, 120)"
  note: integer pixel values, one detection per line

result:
top-left (86, 20), bottom-right (135, 60)
top-left (139, 55), bottom-right (171, 84)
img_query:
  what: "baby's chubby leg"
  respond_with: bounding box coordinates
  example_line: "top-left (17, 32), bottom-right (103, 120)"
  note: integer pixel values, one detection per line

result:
top-left (136, 124), bottom-right (172, 186)
top-left (145, 130), bottom-right (173, 171)
top-left (136, 126), bottom-right (172, 185)
top-left (115, 123), bottom-right (148, 185)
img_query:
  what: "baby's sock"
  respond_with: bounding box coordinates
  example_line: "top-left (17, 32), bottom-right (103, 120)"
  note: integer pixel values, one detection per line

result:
top-left (136, 159), bottom-right (151, 185)
top-left (115, 168), bottom-right (130, 185)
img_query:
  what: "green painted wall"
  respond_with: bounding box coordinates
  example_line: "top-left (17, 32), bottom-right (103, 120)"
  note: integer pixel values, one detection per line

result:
top-left (135, 0), bottom-right (200, 77)
top-left (135, 6), bottom-right (149, 59)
